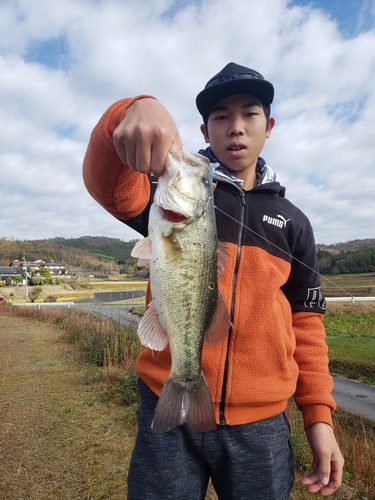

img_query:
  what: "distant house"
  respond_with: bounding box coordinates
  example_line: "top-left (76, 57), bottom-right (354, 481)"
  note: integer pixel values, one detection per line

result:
top-left (9, 259), bottom-right (66, 275)
top-left (44, 262), bottom-right (66, 274)
top-left (27, 260), bottom-right (45, 271)
top-left (28, 263), bottom-right (44, 272)
top-left (0, 266), bottom-right (25, 284)
top-left (9, 259), bottom-right (45, 271)
top-left (9, 260), bottom-right (23, 267)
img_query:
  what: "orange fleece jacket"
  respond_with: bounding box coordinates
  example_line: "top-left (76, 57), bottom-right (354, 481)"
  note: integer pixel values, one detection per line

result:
top-left (83, 97), bottom-right (336, 429)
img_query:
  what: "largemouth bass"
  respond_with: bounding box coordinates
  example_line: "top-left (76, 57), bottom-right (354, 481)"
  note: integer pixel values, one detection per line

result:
top-left (131, 149), bottom-right (230, 434)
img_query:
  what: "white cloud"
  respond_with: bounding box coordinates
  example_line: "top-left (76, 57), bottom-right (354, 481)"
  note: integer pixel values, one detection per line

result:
top-left (0, 0), bottom-right (374, 245)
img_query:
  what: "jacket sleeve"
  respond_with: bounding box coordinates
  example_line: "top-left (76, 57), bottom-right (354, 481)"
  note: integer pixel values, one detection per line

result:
top-left (292, 311), bottom-right (336, 429)
top-left (82, 96), bottom-right (156, 224)
top-left (283, 218), bottom-right (336, 429)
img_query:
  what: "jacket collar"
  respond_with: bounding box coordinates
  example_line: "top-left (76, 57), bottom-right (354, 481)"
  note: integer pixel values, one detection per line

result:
top-left (198, 146), bottom-right (277, 188)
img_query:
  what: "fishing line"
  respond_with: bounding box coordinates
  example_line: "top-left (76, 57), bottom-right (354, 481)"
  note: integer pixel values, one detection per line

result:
top-left (214, 205), bottom-right (375, 314)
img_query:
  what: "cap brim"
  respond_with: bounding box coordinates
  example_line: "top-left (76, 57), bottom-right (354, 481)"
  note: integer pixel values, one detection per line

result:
top-left (196, 79), bottom-right (274, 121)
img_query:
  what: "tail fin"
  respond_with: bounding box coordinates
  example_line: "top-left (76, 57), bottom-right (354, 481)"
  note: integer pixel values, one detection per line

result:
top-left (151, 374), bottom-right (217, 434)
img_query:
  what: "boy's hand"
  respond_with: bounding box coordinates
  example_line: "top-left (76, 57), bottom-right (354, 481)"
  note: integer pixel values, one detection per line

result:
top-left (302, 422), bottom-right (344, 496)
top-left (113, 98), bottom-right (182, 177)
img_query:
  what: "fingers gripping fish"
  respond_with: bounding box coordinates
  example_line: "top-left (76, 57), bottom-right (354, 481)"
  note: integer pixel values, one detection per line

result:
top-left (131, 149), bottom-right (231, 434)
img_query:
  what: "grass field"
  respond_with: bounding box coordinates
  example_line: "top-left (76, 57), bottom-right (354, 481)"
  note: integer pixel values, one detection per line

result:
top-left (321, 273), bottom-right (375, 297)
top-left (324, 302), bottom-right (375, 385)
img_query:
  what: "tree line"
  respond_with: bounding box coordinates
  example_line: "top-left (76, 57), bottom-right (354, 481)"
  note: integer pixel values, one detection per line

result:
top-left (317, 247), bottom-right (375, 275)
top-left (1, 236), bottom-right (375, 276)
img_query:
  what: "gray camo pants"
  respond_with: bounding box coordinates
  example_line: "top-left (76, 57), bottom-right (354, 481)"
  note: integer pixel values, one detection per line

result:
top-left (127, 380), bottom-right (294, 500)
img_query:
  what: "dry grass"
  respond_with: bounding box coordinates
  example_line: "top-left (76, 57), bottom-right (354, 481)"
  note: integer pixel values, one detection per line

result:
top-left (0, 315), bottom-right (136, 499)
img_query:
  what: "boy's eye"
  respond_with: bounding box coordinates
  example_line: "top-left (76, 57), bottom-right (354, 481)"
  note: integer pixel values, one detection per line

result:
top-left (213, 115), bottom-right (227, 120)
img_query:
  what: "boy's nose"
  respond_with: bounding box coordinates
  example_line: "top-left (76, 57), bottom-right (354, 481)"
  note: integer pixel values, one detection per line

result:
top-left (228, 116), bottom-right (244, 136)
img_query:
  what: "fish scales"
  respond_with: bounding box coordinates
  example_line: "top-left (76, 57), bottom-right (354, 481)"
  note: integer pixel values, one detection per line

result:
top-left (151, 212), bottom-right (217, 378)
top-left (131, 149), bottom-right (230, 434)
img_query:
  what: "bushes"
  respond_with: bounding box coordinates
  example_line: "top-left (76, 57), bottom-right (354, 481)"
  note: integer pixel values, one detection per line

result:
top-left (30, 286), bottom-right (43, 302)
top-left (44, 294), bottom-right (58, 302)
top-left (329, 359), bottom-right (375, 384)
top-left (53, 309), bottom-right (141, 372)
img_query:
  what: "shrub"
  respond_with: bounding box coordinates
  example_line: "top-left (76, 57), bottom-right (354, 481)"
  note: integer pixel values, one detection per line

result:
top-left (44, 295), bottom-right (58, 303)
top-left (30, 286), bottom-right (43, 303)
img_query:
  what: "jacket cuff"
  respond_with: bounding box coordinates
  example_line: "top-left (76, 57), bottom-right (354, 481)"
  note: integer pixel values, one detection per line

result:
top-left (301, 404), bottom-right (334, 429)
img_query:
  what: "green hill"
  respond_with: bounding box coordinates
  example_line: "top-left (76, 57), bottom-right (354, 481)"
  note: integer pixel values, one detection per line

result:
top-left (51, 236), bottom-right (138, 263)
top-left (1, 236), bottom-right (375, 276)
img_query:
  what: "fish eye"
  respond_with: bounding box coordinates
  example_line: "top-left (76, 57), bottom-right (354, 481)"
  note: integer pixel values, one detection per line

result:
top-left (202, 175), bottom-right (210, 186)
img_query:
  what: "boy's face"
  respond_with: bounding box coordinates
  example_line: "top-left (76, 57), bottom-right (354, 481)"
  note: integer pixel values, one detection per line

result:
top-left (200, 94), bottom-right (275, 189)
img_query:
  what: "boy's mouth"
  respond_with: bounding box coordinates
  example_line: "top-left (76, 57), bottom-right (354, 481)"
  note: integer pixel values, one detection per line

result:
top-left (227, 143), bottom-right (246, 157)
top-left (227, 142), bottom-right (246, 151)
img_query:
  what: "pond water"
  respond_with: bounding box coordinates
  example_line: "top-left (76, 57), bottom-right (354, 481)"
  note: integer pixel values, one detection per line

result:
top-left (79, 290), bottom-right (146, 303)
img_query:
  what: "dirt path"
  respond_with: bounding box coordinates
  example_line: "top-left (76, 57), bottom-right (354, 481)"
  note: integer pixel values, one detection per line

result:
top-left (0, 316), bottom-right (134, 499)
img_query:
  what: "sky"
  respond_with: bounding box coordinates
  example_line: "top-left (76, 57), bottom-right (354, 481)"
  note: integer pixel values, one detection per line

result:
top-left (1, 0), bottom-right (375, 245)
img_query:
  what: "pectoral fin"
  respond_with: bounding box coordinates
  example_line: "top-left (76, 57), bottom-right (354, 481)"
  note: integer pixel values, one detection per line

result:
top-left (131, 237), bottom-right (152, 266)
top-left (137, 303), bottom-right (168, 351)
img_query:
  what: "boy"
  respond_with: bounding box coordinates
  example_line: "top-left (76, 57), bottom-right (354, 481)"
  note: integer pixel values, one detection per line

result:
top-left (83, 62), bottom-right (344, 499)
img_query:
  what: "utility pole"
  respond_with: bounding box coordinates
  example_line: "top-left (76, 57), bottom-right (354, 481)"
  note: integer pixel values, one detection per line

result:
top-left (23, 253), bottom-right (28, 300)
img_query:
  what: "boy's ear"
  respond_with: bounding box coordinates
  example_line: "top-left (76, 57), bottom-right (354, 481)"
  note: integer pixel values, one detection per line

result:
top-left (200, 124), bottom-right (209, 143)
top-left (266, 116), bottom-right (276, 137)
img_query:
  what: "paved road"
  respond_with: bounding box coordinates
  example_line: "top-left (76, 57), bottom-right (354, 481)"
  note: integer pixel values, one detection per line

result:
top-left (332, 375), bottom-right (375, 421)
top-left (72, 302), bottom-right (140, 327)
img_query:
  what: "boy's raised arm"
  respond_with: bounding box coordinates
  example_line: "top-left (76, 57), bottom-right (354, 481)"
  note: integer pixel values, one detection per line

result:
top-left (83, 96), bottom-right (182, 221)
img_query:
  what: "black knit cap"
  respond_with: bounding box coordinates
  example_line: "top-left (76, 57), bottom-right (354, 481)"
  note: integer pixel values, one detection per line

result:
top-left (196, 62), bottom-right (274, 122)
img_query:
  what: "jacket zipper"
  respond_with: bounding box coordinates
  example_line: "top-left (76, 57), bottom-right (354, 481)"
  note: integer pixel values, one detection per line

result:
top-left (219, 189), bottom-right (246, 424)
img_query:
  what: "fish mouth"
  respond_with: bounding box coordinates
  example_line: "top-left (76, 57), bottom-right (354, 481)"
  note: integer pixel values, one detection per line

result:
top-left (161, 208), bottom-right (188, 223)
